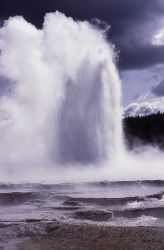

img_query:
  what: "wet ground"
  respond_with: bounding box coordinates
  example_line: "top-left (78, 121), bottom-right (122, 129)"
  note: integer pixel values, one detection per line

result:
top-left (1, 180), bottom-right (164, 226)
top-left (1, 180), bottom-right (164, 249)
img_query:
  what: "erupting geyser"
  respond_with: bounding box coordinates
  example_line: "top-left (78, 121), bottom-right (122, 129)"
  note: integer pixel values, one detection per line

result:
top-left (0, 12), bottom-right (123, 179)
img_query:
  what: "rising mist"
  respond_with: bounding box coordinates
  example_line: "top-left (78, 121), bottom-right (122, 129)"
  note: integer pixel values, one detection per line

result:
top-left (0, 12), bottom-right (163, 183)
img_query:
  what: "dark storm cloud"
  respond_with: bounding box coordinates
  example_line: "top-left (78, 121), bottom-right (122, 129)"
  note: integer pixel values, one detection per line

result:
top-left (120, 45), bottom-right (164, 70)
top-left (2, 0), bottom-right (163, 25)
top-left (1, 0), bottom-right (164, 70)
top-left (151, 78), bottom-right (164, 97)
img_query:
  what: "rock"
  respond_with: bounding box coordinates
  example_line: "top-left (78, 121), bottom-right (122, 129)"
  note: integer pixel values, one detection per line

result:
top-left (114, 207), bottom-right (164, 218)
top-left (25, 219), bottom-right (42, 223)
top-left (63, 197), bottom-right (143, 206)
top-left (51, 206), bottom-right (80, 211)
top-left (146, 192), bottom-right (163, 200)
top-left (63, 200), bottom-right (79, 206)
top-left (46, 224), bottom-right (59, 233)
top-left (0, 192), bottom-right (37, 205)
top-left (73, 210), bottom-right (113, 221)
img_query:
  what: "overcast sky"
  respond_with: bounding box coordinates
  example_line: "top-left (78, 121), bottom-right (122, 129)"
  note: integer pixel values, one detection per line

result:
top-left (1, 0), bottom-right (164, 114)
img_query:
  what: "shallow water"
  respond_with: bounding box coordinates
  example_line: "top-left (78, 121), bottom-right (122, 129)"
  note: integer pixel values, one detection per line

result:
top-left (1, 180), bottom-right (164, 227)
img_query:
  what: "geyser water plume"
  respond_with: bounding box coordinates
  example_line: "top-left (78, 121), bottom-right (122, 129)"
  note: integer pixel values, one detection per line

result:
top-left (0, 12), bottom-right (124, 181)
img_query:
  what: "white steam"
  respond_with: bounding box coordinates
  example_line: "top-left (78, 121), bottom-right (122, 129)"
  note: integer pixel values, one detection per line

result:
top-left (0, 12), bottom-right (164, 183)
top-left (0, 12), bottom-right (124, 181)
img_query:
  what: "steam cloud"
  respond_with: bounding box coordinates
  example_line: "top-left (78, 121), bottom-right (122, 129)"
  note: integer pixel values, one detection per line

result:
top-left (124, 97), bottom-right (164, 117)
top-left (0, 12), bottom-right (124, 181)
top-left (0, 12), bottom-right (164, 183)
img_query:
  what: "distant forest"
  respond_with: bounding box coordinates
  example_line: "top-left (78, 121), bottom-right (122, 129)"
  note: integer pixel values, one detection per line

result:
top-left (123, 112), bottom-right (164, 150)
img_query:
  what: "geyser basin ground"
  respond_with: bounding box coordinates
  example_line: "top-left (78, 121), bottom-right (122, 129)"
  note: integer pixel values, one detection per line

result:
top-left (1, 181), bottom-right (164, 249)
top-left (1, 181), bottom-right (164, 226)
top-left (2, 223), bottom-right (164, 250)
